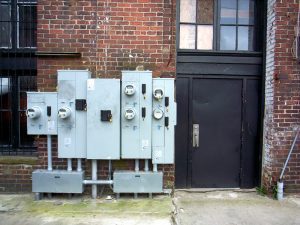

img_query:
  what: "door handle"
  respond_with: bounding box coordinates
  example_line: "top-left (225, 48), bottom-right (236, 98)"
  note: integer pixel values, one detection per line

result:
top-left (193, 124), bottom-right (199, 148)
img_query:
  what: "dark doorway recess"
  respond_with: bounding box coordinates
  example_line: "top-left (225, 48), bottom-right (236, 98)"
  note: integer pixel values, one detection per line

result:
top-left (175, 0), bottom-right (265, 189)
top-left (175, 75), bottom-right (261, 188)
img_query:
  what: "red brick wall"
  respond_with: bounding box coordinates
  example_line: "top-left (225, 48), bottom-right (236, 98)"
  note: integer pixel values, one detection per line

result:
top-left (34, 0), bottom-right (176, 191)
top-left (263, 0), bottom-right (300, 193)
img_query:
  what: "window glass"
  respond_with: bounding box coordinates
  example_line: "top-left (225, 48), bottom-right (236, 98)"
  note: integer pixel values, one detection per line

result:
top-left (179, 0), bottom-right (257, 52)
top-left (197, 25), bottom-right (213, 50)
top-left (0, 111), bottom-right (11, 146)
top-left (0, 4), bottom-right (11, 48)
top-left (0, 78), bottom-right (11, 109)
top-left (180, 0), bottom-right (196, 23)
top-left (197, 0), bottom-right (214, 24)
top-left (0, 77), bottom-right (11, 146)
top-left (238, 0), bottom-right (254, 25)
top-left (180, 24), bottom-right (196, 49)
top-left (238, 26), bottom-right (254, 51)
top-left (220, 26), bottom-right (236, 50)
top-left (19, 76), bottom-right (36, 147)
top-left (220, 0), bottom-right (237, 24)
top-left (18, 5), bottom-right (37, 48)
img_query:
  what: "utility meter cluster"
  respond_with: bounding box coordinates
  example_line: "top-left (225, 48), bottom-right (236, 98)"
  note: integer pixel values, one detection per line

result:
top-left (27, 70), bottom-right (176, 198)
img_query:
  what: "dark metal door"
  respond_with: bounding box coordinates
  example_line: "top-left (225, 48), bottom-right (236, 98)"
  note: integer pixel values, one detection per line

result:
top-left (191, 78), bottom-right (242, 188)
top-left (175, 77), bottom-right (261, 188)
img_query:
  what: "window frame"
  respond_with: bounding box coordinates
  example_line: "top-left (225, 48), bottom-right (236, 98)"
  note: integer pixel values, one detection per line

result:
top-left (0, 0), bottom-right (12, 48)
top-left (0, 75), bottom-right (37, 156)
top-left (0, 0), bottom-right (37, 50)
top-left (0, 0), bottom-right (37, 156)
top-left (177, 0), bottom-right (262, 53)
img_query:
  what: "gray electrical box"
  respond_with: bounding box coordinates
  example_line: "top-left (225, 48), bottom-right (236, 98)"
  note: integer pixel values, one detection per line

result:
top-left (121, 71), bottom-right (152, 159)
top-left (57, 70), bottom-right (91, 159)
top-left (113, 171), bottom-right (163, 193)
top-left (152, 78), bottom-right (177, 164)
top-left (32, 170), bottom-right (84, 193)
top-left (86, 79), bottom-right (120, 159)
top-left (26, 92), bottom-right (58, 135)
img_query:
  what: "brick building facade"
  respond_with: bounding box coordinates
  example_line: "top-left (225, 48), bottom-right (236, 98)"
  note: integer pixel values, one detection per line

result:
top-left (1, 0), bottom-right (300, 194)
top-left (263, 0), bottom-right (300, 193)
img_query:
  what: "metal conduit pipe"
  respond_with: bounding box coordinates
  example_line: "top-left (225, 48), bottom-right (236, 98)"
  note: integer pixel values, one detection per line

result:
top-left (277, 127), bottom-right (300, 200)
top-left (92, 160), bottom-right (97, 199)
top-left (135, 159), bottom-right (139, 172)
top-left (67, 158), bottom-right (72, 171)
top-left (77, 159), bottom-right (82, 172)
top-left (279, 128), bottom-right (300, 181)
top-left (108, 160), bottom-right (112, 180)
top-left (47, 135), bottom-right (52, 171)
top-left (83, 180), bottom-right (113, 185)
top-left (153, 163), bottom-right (158, 172)
top-left (144, 159), bottom-right (149, 172)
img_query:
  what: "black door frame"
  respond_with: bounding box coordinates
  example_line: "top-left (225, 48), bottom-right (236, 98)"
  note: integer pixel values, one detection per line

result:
top-left (174, 0), bottom-right (267, 189)
top-left (182, 75), bottom-right (261, 188)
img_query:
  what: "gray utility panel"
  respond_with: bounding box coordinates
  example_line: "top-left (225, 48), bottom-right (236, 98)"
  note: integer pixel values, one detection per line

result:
top-left (57, 70), bottom-right (91, 159)
top-left (32, 170), bottom-right (84, 193)
top-left (26, 92), bottom-right (58, 135)
top-left (121, 71), bottom-right (152, 159)
top-left (152, 78), bottom-right (177, 164)
top-left (86, 79), bottom-right (120, 159)
top-left (113, 171), bottom-right (163, 193)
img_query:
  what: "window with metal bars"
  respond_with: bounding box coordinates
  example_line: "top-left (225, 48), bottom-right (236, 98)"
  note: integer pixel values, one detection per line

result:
top-left (0, 0), bottom-right (37, 156)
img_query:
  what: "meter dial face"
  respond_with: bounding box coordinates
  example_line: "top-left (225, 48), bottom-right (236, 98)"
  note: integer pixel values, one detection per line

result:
top-left (26, 106), bottom-right (42, 119)
top-left (153, 88), bottom-right (164, 100)
top-left (124, 84), bottom-right (135, 96)
top-left (58, 107), bottom-right (72, 119)
top-left (124, 108), bottom-right (136, 120)
top-left (153, 108), bottom-right (164, 120)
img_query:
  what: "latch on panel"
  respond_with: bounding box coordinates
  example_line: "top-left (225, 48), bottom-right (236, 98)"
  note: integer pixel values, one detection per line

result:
top-left (75, 99), bottom-right (87, 111)
top-left (101, 110), bottom-right (112, 122)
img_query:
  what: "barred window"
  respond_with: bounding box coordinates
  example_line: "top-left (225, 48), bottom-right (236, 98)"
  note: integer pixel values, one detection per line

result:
top-left (0, 0), bottom-right (37, 156)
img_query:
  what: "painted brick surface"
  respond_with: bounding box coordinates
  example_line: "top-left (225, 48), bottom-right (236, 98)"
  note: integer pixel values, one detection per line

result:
top-left (263, 0), bottom-right (300, 193)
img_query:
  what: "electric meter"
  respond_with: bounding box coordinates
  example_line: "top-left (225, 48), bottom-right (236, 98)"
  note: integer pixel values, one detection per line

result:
top-left (26, 106), bottom-right (42, 119)
top-left (153, 108), bottom-right (164, 120)
top-left (58, 107), bottom-right (72, 119)
top-left (124, 108), bottom-right (136, 120)
top-left (124, 84), bottom-right (136, 96)
top-left (153, 88), bottom-right (164, 100)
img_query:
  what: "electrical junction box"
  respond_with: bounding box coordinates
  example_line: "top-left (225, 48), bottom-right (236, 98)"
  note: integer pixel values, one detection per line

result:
top-left (121, 71), bottom-right (152, 159)
top-left (57, 70), bottom-right (91, 159)
top-left (86, 79), bottom-right (121, 159)
top-left (113, 171), bottom-right (163, 193)
top-left (32, 170), bottom-right (84, 193)
top-left (26, 92), bottom-right (57, 135)
top-left (152, 78), bottom-right (177, 164)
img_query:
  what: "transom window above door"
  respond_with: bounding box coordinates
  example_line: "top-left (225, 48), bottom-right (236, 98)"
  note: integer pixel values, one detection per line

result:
top-left (179, 0), bottom-right (259, 51)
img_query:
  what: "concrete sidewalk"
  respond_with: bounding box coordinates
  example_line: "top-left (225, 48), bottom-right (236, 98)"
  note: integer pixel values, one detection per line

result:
top-left (173, 190), bottom-right (300, 225)
top-left (1, 190), bottom-right (300, 225)
top-left (0, 194), bottom-right (173, 225)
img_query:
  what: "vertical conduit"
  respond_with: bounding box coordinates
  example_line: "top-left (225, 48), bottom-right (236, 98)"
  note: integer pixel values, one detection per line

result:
top-left (135, 159), bottom-right (139, 172)
top-left (153, 164), bottom-right (158, 172)
top-left (67, 159), bottom-right (72, 171)
top-left (77, 159), bottom-right (82, 172)
top-left (144, 159), bottom-right (149, 171)
top-left (92, 160), bottom-right (97, 199)
top-left (47, 135), bottom-right (52, 171)
top-left (108, 160), bottom-right (112, 180)
top-left (134, 159), bottom-right (139, 199)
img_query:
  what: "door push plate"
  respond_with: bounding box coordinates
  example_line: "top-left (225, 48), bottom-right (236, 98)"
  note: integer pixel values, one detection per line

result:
top-left (193, 124), bottom-right (199, 148)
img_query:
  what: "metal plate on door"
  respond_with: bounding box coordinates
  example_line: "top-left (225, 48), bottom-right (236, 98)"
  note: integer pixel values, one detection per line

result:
top-left (193, 124), bottom-right (199, 148)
